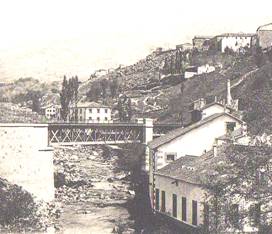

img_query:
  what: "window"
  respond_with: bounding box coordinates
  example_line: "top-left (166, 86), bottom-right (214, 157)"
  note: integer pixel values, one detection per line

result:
top-left (161, 191), bottom-right (166, 212)
top-left (97, 108), bottom-right (100, 113)
top-left (226, 122), bottom-right (236, 133)
top-left (105, 108), bottom-right (108, 113)
top-left (172, 194), bottom-right (177, 218)
top-left (89, 108), bottom-right (92, 113)
top-left (192, 200), bottom-right (198, 226)
top-left (97, 117), bottom-right (100, 121)
top-left (105, 117), bottom-right (108, 121)
top-left (89, 117), bottom-right (92, 120)
top-left (79, 116), bottom-right (82, 121)
top-left (182, 197), bottom-right (187, 221)
top-left (166, 154), bottom-right (176, 162)
top-left (155, 189), bottom-right (160, 211)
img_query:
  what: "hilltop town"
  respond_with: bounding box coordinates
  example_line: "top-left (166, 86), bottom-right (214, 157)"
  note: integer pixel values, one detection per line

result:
top-left (0, 22), bottom-right (272, 233)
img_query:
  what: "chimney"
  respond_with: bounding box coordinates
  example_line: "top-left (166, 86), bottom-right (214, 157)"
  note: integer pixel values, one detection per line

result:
top-left (227, 79), bottom-right (232, 106)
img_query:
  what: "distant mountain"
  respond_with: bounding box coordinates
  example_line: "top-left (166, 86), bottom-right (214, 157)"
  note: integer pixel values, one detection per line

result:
top-left (0, 37), bottom-right (152, 82)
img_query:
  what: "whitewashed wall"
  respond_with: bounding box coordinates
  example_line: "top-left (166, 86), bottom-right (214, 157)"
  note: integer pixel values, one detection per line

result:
top-left (155, 115), bottom-right (242, 169)
top-left (221, 36), bottom-right (252, 52)
top-left (0, 124), bottom-right (54, 202)
top-left (154, 175), bottom-right (205, 227)
top-left (202, 105), bottom-right (230, 119)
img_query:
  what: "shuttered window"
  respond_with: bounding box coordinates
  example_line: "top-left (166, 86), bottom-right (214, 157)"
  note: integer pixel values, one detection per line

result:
top-left (155, 189), bottom-right (160, 211)
top-left (161, 191), bottom-right (166, 212)
top-left (192, 200), bottom-right (198, 226)
top-left (182, 197), bottom-right (187, 221)
top-left (172, 194), bottom-right (177, 218)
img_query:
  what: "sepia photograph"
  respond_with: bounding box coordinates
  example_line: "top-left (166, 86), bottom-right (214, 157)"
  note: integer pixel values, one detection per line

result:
top-left (0, 0), bottom-right (272, 233)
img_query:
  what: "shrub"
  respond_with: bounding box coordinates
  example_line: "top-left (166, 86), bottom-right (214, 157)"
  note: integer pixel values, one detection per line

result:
top-left (0, 178), bottom-right (54, 232)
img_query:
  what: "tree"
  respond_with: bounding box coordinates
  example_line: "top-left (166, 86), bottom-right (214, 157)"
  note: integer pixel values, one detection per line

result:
top-left (201, 144), bottom-right (272, 233)
top-left (117, 94), bottom-right (133, 121)
top-left (110, 79), bottom-right (119, 98)
top-left (25, 90), bottom-right (42, 113)
top-left (60, 76), bottom-right (71, 121)
top-left (69, 76), bottom-right (79, 121)
top-left (254, 46), bottom-right (265, 68)
top-left (100, 79), bottom-right (109, 99)
top-left (86, 81), bottom-right (102, 101)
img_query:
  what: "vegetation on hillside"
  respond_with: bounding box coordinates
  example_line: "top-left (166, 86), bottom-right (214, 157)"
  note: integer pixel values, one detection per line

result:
top-left (201, 144), bottom-right (272, 233)
top-left (0, 178), bottom-right (57, 232)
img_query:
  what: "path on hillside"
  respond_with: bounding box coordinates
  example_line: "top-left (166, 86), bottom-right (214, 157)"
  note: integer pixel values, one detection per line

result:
top-left (142, 90), bottom-right (164, 111)
top-left (230, 68), bottom-right (259, 89)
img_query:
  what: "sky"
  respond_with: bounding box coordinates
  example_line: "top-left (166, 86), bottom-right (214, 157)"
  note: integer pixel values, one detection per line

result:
top-left (0, 0), bottom-right (271, 82)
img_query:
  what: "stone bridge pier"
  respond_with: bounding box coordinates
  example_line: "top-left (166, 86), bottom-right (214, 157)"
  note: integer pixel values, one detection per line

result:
top-left (0, 119), bottom-right (178, 202)
top-left (0, 124), bottom-right (54, 202)
top-left (136, 118), bottom-right (153, 172)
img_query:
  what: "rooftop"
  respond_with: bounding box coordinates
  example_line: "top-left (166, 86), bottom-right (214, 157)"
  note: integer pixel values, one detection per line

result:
top-left (215, 33), bottom-right (256, 38)
top-left (257, 23), bottom-right (272, 31)
top-left (155, 144), bottom-right (267, 185)
top-left (193, 35), bottom-right (214, 39)
top-left (73, 102), bottom-right (109, 108)
top-left (200, 102), bottom-right (234, 111)
top-left (155, 150), bottom-right (218, 185)
top-left (148, 112), bottom-right (243, 149)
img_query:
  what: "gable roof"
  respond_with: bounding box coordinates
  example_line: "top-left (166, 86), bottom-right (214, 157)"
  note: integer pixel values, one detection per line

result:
top-left (200, 102), bottom-right (233, 111)
top-left (74, 102), bottom-right (109, 108)
top-left (215, 33), bottom-right (256, 38)
top-left (148, 112), bottom-right (243, 149)
top-left (193, 35), bottom-right (213, 40)
top-left (257, 23), bottom-right (272, 31)
top-left (155, 150), bottom-right (216, 185)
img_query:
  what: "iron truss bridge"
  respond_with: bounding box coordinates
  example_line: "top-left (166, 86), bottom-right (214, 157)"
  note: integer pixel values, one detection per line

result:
top-left (48, 122), bottom-right (182, 146)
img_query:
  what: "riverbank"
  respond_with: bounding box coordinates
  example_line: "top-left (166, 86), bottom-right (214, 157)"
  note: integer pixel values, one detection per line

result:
top-left (54, 144), bottom-right (189, 234)
top-left (54, 145), bottom-right (135, 234)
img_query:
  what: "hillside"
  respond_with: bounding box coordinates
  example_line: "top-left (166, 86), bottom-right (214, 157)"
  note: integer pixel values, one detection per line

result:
top-left (1, 48), bottom-right (271, 135)
top-left (0, 102), bottom-right (44, 123)
top-left (0, 78), bottom-right (60, 107)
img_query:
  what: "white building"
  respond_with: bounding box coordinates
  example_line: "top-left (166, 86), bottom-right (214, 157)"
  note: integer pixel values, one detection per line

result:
top-left (151, 134), bottom-right (271, 232)
top-left (41, 104), bottom-right (60, 120)
top-left (184, 64), bottom-right (215, 79)
top-left (148, 112), bottom-right (245, 170)
top-left (69, 102), bottom-right (112, 123)
top-left (152, 154), bottom-right (207, 230)
top-left (213, 33), bottom-right (255, 53)
top-left (256, 23), bottom-right (272, 50)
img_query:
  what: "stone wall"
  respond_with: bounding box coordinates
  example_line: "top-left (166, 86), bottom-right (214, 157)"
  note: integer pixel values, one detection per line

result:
top-left (0, 124), bottom-right (54, 202)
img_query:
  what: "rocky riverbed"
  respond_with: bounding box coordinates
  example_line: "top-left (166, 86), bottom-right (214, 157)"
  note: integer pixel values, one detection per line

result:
top-left (54, 145), bottom-right (135, 234)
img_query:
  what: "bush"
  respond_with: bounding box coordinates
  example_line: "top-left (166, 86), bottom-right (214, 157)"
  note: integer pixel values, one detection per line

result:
top-left (0, 178), bottom-right (54, 232)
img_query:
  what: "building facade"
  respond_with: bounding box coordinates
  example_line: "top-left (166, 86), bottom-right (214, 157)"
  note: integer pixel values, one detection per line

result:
top-left (184, 64), bottom-right (215, 79)
top-left (148, 112), bottom-right (245, 170)
top-left (192, 36), bottom-right (213, 51)
top-left (41, 104), bottom-right (60, 120)
top-left (256, 23), bottom-right (272, 50)
top-left (154, 169), bottom-right (205, 229)
top-left (211, 33), bottom-right (255, 53)
top-left (69, 102), bottom-right (112, 123)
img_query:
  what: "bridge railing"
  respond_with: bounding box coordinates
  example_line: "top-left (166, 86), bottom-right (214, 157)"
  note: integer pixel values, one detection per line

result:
top-left (48, 121), bottom-right (183, 146)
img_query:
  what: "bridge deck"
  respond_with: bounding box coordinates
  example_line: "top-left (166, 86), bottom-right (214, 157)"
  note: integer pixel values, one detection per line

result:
top-left (48, 122), bottom-right (182, 146)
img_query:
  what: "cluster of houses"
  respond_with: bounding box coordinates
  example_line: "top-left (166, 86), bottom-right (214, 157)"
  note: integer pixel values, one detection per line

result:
top-left (41, 102), bottom-right (112, 123)
top-left (146, 80), bottom-right (267, 232)
top-left (173, 22), bottom-right (272, 80)
top-left (192, 22), bottom-right (272, 53)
